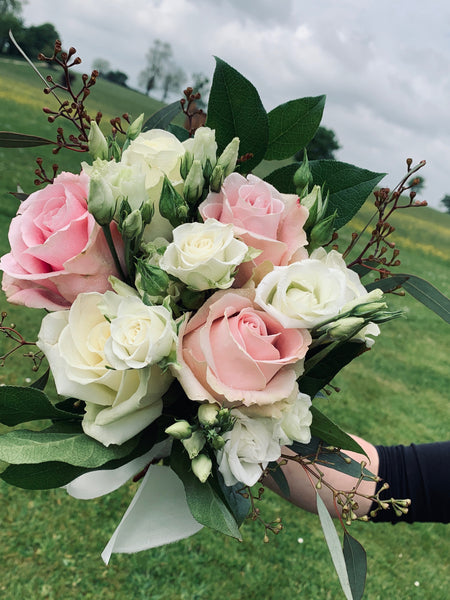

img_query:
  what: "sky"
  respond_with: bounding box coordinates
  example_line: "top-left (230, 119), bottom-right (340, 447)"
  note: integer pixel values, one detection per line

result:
top-left (18, 0), bottom-right (450, 209)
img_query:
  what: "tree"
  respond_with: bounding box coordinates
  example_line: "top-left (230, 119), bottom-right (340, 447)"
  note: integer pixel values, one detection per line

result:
top-left (92, 57), bottom-right (111, 76)
top-left (0, 0), bottom-right (23, 16)
top-left (191, 72), bottom-right (210, 108)
top-left (440, 195), bottom-right (450, 214)
top-left (0, 0), bottom-right (23, 54)
top-left (294, 126), bottom-right (341, 161)
top-left (161, 63), bottom-right (185, 101)
top-left (105, 70), bottom-right (128, 87)
top-left (138, 39), bottom-right (173, 95)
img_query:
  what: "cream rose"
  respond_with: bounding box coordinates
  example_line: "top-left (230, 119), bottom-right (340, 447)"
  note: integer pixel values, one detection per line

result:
top-left (159, 219), bottom-right (249, 291)
top-left (255, 248), bottom-right (372, 329)
top-left (216, 409), bottom-right (282, 487)
top-left (122, 129), bottom-right (186, 240)
top-left (37, 291), bottom-right (174, 446)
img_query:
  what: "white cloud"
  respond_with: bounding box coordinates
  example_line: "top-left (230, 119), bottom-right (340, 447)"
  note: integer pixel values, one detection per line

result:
top-left (15, 0), bottom-right (450, 207)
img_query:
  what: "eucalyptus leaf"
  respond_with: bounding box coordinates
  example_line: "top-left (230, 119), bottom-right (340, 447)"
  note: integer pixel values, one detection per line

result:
top-left (0, 420), bottom-right (167, 489)
top-left (265, 95), bottom-right (325, 160)
top-left (367, 274), bottom-right (450, 323)
top-left (298, 341), bottom-right (367, 398)
top-left (206, 57), bottom-right (269, 173)
top-left (0, 386), bottom-right (81, 426)
top-left (316, 493), bottom-right (353, 600)
top-left (214, 467), bottom-right (251, 527)
top-left (168, 123), bottom-right (190, 142)
top-left (310, 407), bottom-right (367, 456)
top-left (266, 461), bottom-right (290, 498)
top-left (289, 437), bottom-right (373, 479)
top-left (0, 131), bottom-right (55, 148)
top-left (142, 101), bottom-right (181, 132)
top-left (343, 532), bottom-right (367, 600)
top-left (0, 426), bottom-right (138, 468)
top-left (170, 442), bottom-right (242, 539)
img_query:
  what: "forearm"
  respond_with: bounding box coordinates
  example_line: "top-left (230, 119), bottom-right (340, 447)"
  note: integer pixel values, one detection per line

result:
top-left (265, 436), bottom-right (379, 517)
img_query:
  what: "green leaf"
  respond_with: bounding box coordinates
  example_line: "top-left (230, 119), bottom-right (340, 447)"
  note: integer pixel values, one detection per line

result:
top-left (309, 160), bottom-right (386, 229)
top-left (170, 442), bottom-right (242, 539)
top-left (264, 163), bottom-right (299, 193)
top-left (266, 461), bottom-right (290, 498)
top-left (214, 468), bottom-right (251, 527)
top-left (142, 101), bottom-right (181, 132)
top-left (0, 386), bottom-right (81, 426)
top-left (0, 131), bottom-right (55, 148)
top-left (316, 493), bottom-right (353, 600)
top-left (167, 123), bottom-right (190, 142)
top-left (265, 95), bottom-right (326, 160)
top-left (310, 407), bottom-right (367, 456)
top-left (206, 57), bottom-right (269, 173)
top-left (264, 161), bottom-right (385, 230)
top-left (343, 532), bottom-right (367, 600)
top-left (298, 341), bottom-right (368, 398)
top-left (0, 419), bottom-right (166, 489)
top-left (290, 437), bottom-right (373, 480)
top-left (0, 424), bottom-right (139, 467)
top-left (366, 274), bottom-right (450, 323)
top-left (29, 369), bottom-right (50, 391)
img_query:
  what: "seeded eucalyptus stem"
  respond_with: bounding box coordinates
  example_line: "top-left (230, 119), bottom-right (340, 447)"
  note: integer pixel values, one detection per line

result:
top-left (101, 224), bottom-right (128, 283)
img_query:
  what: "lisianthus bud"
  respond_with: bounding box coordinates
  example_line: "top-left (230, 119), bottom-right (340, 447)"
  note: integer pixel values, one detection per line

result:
top-left (209, 164), bottom-right (224, 193)
top-left (165, 420), bottom-right (192, 440)
top-left (309, 211), bottom-right (336, 250)
top-left (183, 159), bottom-right (205, 205)
top-left (87, 177), bottom-right (116, 225)
top-left (198, 403), bottom-right (220, 427)
top-left (127, 113), bottom-right (144, 141)
top-left (121, 209), bottom-right (143, 239)
top-left (140, 198), bottom-right (155, 225)
top-left (88, 121), bottom-right (108, 160)
top-left (301, 185), bottom-right (323, 231)
top-left (211, 434), bottom-right (225, 450)
top-left (293, 151), bottom-right (313, 195)
top-left (216, 137), bottom-right (239, 178)
top-left (183, 126), bottom-right (217, 172)
top-left (352, 300), bottom-right (388, 317)
top-left (180, 151), bottom-right (194, 179)
top-left (182, 429), bottom-right (206, 459)
top-left (325, 316), bottom-right (365, 340)
top-left (159, 176), bottom-right (190, 228)
top-left (191, 453), bottom-right (212, 483)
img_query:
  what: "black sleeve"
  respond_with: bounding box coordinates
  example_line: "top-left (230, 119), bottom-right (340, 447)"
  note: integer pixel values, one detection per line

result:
top-left (370, 442), bottom-right (450, 524)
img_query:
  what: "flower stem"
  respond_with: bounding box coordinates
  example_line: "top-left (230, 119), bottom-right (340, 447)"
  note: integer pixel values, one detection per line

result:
top-left (101, 225), bottom-right (127, 283)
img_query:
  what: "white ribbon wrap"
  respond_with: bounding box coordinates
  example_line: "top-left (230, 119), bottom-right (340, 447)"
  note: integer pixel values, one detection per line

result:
top-left (63, 439), bottom-right (203, 562)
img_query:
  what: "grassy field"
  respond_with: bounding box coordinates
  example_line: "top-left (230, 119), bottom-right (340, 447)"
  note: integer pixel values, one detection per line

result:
top-left (0, 56), bottom-right (449, 600)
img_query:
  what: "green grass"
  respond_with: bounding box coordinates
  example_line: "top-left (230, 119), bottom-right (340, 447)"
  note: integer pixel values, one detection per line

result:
top-left (0, 57), bottom-right (449, 600)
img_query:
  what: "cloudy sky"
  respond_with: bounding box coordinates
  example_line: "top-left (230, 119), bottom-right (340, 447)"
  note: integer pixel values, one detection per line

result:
top-left (20, 0), bottom-right (450, 209)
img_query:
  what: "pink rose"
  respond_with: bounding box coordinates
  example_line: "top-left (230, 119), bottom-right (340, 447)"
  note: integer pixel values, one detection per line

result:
top-left (176, 289), bottom-right (311, 409)
top-left (199, 173), bottom-right (309, 285)
top-left (0, 172), bottom-right (123, 311)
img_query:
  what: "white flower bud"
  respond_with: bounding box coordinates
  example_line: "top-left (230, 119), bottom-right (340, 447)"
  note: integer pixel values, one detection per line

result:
top-left (191, 453), bottom-right (212, 483)
top-left (87, 177), bottom-right (116, 225)
top-left (183, 159), bottom-right (205, 205)
top-left (197, 403), bottom-right (220, 426)
top-left (165, 420), bottom-right (193, 440)
top-left (216, 137), bottom-right (239, 177)
top-left (127, 113), bottom-right (145, 140)
top-left (88, 121), bottom-right (109, 160)
top-left (182, 429), bottom-right (206, 459)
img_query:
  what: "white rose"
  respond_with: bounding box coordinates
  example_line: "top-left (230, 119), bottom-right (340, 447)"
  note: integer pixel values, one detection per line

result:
top-left (122, 129), bottom-right (186, 240)
top-left (216, 410), bottom-right (282, 487)
top-left (102, 295), bottom-right (177, 370)
top-left (275, 391), bottom-right (312, 445)
top-left (255, 248), bottom-right (371, 329)
top-left (37, 292), bottom-right (174, 446)
top-left (82, 158), bottom-right (147, 214)
top-left (159, 219), bottom-right (249, 291)
top-left (182, 126), bottom-right (217, 170)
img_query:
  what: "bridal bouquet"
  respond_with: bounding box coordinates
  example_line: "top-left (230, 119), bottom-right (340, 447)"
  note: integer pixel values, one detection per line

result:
top-left (1, 40), bottom-right (448, 600)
